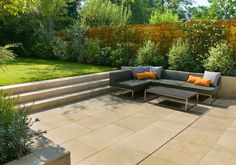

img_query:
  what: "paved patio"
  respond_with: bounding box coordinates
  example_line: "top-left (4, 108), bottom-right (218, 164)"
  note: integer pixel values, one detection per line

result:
top-left (30, 94), bottom-right (236, 165)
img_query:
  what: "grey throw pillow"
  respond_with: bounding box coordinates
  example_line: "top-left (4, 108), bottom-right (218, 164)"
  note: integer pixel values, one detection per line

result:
top-left (131, 66), bottom-right (149, 79)
top-left (138, 66), bottom-right (151, 72)
top-left (203, 71), bottom-right (221, 87)
top-left (150, 66), bottom-right (163, 79)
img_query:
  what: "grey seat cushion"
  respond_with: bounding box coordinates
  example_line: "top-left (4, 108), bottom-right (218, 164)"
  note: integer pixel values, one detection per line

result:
top-left (110, 70), bottom-right (133, 85)
top-left (181, 83), bottom-right (218, 95)
top-left (151, 79), bottom-right (185, 88)
top-left (113, 79), bottom-right (152, 91)
top-left (163, 70), bottom-right (190, 81)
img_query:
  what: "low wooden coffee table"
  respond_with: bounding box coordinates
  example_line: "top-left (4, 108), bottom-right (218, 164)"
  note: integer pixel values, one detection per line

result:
top-left (144, 86), bottom-right (198, 111)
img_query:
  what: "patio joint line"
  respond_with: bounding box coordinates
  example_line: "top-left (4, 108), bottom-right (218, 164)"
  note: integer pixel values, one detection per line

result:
top-left (136, 104), bottom-right (215, 165)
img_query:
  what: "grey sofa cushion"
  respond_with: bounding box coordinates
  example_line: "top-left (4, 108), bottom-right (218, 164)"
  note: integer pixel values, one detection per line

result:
top-left (163, 70), bottom-right (190, 81)
top-left (110, 70), bottom-right (133, 85)
top-left (114, 79), bottom-right (151, 91)
top-left (181, 83), bottom-right (218, 95)
top-left (203, 71), bottom-right (221, 87)
top-left (151, 79), bottom-right (185, 88)
top-left (150, 66), bottom-right (163, 79)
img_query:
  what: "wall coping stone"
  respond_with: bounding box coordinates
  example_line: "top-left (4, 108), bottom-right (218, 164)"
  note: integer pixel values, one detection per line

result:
top-left (5, 135), bottom-right (71, 165)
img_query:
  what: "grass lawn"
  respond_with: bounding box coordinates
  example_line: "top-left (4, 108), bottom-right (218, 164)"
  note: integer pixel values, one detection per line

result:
top-left (0, 58), bottom-right (117, 86)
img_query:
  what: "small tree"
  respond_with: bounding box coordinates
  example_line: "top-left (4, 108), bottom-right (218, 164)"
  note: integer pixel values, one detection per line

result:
top-left (168, 38), bottom-right (200, 72)
top-left (136, 40), bottom-right (166, 66)
top-left (149, 10), bottom-right (179, 24)
top-left (80, 0), bottom-right (131, 27)
top-left (204, 41), bottom-right (235, 75)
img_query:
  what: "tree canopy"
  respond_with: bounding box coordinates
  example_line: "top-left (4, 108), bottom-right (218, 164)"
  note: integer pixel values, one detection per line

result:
top-left (190, 0), bottom-right (236, 20)
top-left (0, 0), bottom-right (34, 15)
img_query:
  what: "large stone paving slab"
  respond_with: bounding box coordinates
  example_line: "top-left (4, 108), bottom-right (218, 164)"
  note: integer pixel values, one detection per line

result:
top-left (30, 95), bottom-right (236, 165)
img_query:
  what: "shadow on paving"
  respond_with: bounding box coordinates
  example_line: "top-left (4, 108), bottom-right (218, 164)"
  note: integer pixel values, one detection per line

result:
top-left (113, 90), bottom-right (212, 116)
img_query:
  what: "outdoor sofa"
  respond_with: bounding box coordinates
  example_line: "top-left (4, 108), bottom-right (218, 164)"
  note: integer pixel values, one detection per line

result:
top-left (109, 67), bottom-right (221, 104)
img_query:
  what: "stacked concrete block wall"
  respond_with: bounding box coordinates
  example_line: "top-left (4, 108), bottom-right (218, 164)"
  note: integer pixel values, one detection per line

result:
top-left (1, 72), bottom-right (111, 112)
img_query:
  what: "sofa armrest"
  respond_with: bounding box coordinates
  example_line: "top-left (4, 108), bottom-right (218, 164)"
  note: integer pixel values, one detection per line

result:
top-left (109, 70), bottom-right (133, 86)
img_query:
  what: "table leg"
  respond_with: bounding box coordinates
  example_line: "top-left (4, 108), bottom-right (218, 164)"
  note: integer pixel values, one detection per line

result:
top-left (196, 94), bottom-right (199, 104)
top-left (209, 95), bottom-right (212, 104)
top-left (144, 90), bottom-right (147, 101)
top-left (131, 91), bottom-right (134, 99)
top-left (185, 99), bottom-right (188, 111)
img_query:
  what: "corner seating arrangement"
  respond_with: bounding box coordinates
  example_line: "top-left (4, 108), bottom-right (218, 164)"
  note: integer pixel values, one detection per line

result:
top-left (109, 68), bottom-right (221, 104)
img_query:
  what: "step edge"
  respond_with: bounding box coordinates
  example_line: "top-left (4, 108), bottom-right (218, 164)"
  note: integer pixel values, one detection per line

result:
top-left (19, 86), bottom-right (110, 107)
top-left (1, 71), bottom-right (110, 91)
top-left (11, 79), bottom-right (109, 98)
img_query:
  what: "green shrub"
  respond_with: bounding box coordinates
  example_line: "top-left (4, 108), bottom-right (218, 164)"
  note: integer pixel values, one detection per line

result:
top-left (102, 43), bottom-right (135, 67)
top-left (83, 39), bottom-right (101, 64)
top-left (136, 40), bottom-right (166, 66)
top-left (0, 44), bottom-right (17, 65)
top-left (149, 10), bottom-right (179, 24)
top-left (114, 43), bottom-right (136, 66)
top-left (81, 39), bottom-right (135, 67)
top-left (67, 24), bottom-right (85, 62)
top-left (168, 38), bottom-right (200, 72)
top-left (52, 24), bottom-right (85, 61)
top-left (204, 41), bottom-right (235, 75)
top-left (0, 92), bottom-right (44, 164)
top-left (181, 20), bottom-right (227, 71)
top-left (52, 37), bottom-right (68, 60)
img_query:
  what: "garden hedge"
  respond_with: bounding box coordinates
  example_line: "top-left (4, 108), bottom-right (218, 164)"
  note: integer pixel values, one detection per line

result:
top-left (85, 20), bottom-right (236, 57)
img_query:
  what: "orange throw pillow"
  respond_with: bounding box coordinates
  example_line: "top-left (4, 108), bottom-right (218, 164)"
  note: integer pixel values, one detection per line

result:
top-left (187, 75), bottom-right (203, 84)
top-left (135, 72), bottom-right (157, 80)
top-left (194, 79), bottom-right (211, 87)
top-left (135, 72), bottom-right (148, 80)
top-left (145, 72), bottom-right (157, 79)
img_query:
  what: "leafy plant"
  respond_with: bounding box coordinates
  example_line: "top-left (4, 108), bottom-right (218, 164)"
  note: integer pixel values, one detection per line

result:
top-left (136, 40), bottom-right (166, 66)
top-left (83, 39), bottom-right (101, 64)
top-left (0, 44), bottom-right (17, 65)
top-left (111, 0), bottom-right (150, 24)
top-left (0, 0), bottom-right (32, 15)
top-left (149, 10), bottom-right (179, 24)
top-left (81, 39), bottom-right (135, 67)
top-left (204, 41), bottom-right (235, 75)
top-left (52, 37), bottom-right (68, 60)
top-left (102, 43), bottom-right (135, 67)
top-left (80, 0), bottom-right (131, 27)
top-left (180, 20), bottom-right (227, 71)
top-left (64, 23), bottom-right (85, 62)
top-left (0, 91), bottom-right (45, 164)
top-left (115, 42), bottom-right (136, 66)
top-left (52, 23), bottom-right (85, 61)
top-left (168, 38), bottom-right (200, 72)
top-left (0, 0), bottom-right (73, 59)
